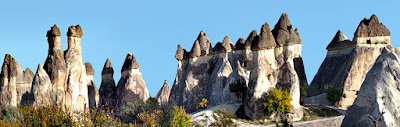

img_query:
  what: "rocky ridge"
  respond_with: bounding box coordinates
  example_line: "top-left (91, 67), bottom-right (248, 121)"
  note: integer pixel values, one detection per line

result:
top-left (170, 13), bottom-right (306, 121)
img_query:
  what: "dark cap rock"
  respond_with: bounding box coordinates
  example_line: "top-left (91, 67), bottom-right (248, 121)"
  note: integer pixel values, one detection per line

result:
top-left (245, 30), bottom-right (258, 49)
top-left (85, 62), bottom-right (94, 75)
top-left (213, 42), bottom-right (225, 53)
top-left (197, 30), bottom-right (212, 55)
top-left (67, 25), bottom-right (83, 38)
top-left (235, 38), bottom-right (246, 50)
top-left (222, 36), bottom-right (233, 52)
top-left (102, 58), bottom-right (114, 75)
top-left (252, 22), bottom-right (275, 50)
top-left (354, 14), bottom-right (390, 37)
top-left (1, 54), bottom-right (18, 78)
top-left (190, 40), bottom-right (201, 58)
top-left (121, 53), bottom-right (140, 72)
top-left (326, 30), bottom-right (353, 50)
top-left (272, 13), bottom-right (301, 47)
top-left (46, 25), bottom-right (61, 37)
top-left (175, 45), bottom-right (185, 60)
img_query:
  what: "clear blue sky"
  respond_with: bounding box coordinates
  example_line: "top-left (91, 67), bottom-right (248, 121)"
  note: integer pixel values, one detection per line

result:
top-left (0, 0), bottom-right (399, 96)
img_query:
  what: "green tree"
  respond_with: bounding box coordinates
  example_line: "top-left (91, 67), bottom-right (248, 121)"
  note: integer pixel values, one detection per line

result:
top-left (229, 80), bottom-right (247, 99)
top-left (171, 106), bottom-right (192, 127)
top-left (324, 85), bottom-right (343, 105)
top-left (263, 88), bottom-right (293, 125)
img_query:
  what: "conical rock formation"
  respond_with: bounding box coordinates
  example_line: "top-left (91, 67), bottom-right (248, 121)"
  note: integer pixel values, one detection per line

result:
top-left (31, 64), bottom-right (52, 107)
top-left (116, 53), bottom-right (150, 108)
top-left (156, 80), bottom-right (171, 103)
top-left (99, 58), bottom-right (116, 109)
top-left (86, 62), bottom-right (99, 109)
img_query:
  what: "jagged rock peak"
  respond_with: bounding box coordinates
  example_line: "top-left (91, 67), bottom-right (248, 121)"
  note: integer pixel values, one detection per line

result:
top-left (213, 42), bottom-right (224, 53)
top-left (331, 30), bottom-right (348, 43)
top-left (156, 80), bottom-right (171, 103)
top-left (245, 30), bottom-right (258, 49)
top-left (102, 58), bottom-right (114, 75)
top-left (190, 40), bottom-right (201, 58)
top-left (85, 62), bottom-right (94, 76)
top-left (121, 53), bottom-right (140, 72)
top-left (354, 14), bottom-right (390, 37)
top-left (175, 45), bottom-right (185, 60)
top-left (1, 54), bottom-right (17, 78)
top-left (272, 13), bottom-right (301, 46)
top-left (197, 30), bottom-right (210, 41)
top-left (235, 38), bottom-right (246, 50)
top-left (67, 25), bottom-right (83, 37)
top-left (252, 22), bottom-right (275, 50)
top-left (46, 25), bottom-right (61, 37)
top-left (222, 36), bottom-right (233, 52)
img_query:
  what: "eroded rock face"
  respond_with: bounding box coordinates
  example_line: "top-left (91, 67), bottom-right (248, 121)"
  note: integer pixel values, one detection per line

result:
top-left (308, 15), bottom-right (393, 110)
top-left (86, 62), bottom-right (99, 109)
top-left (99, 59), bottom-right (116, 109)
top-left (197, 30), bottom-right (212, 56)
top-left (44, 25), bottom-right (67, 105)
top-left (0, 54), bottom-right (34, 107)
top-left (272, 13), bottom-right (301, 47)
top-left (64, 25), bottom-right (89, 111)
top-left (156, 80), bottom-right (171, 103)
top-left (116, 53), bottom-right (150, 108)
top-left (341, 49), bottom-right (400, 127)
top-left (31, 64), bottom-right (52, 107)
top-left (170, 13), bottom-right (304, 121)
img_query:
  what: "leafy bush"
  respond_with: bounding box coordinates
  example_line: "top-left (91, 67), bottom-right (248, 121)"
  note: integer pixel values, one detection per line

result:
top-left (210, 107), bottom-right (237, 127)
top-left (118, 100), bottom-right (146, 124)
top-left (229, 80), bottom-right (247, 99)
top-left (196, 98), bottom-right (208, 110)
top-left (18, 103), bottom-right (75, 127)
top-left (171, 106), bottom-right (192, 127)
top-left (324, 85), bottom-right (343, 105)
top-left (263, 88), bottom-right (293, 125)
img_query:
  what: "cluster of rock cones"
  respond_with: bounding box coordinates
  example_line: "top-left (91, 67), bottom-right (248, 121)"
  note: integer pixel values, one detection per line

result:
top-left (1, 13), bottom-right (400, 126)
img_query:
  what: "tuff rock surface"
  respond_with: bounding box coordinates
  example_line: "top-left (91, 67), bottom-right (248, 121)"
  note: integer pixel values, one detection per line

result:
top-left (86, 62), bottom-right (99, 109)
top-left (31, 64), bottom-right (53, 107)
top-left (156, 80), bottom-right (171, 103)
top-left (170, 13), bottom-right (305, 121)
top-left (99, 58), bottom-right (116, 109)
top-left (341, 49), bottom-right (400, 127)
top-left (116, 53), bottom-right (150, 108)
top-left (307, 15), bottom-right (396, 109)
top-left (0, 54), bottom-right (34, 107)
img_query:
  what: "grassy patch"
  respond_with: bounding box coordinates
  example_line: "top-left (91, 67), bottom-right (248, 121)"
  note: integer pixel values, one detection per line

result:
top-left (301, 105), bottom-right (341, 121)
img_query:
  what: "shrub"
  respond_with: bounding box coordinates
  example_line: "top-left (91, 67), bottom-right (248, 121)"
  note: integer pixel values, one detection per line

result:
top-left (229, 80), bottom-right (247, 99)
top-left (324, 85), bottom-right (343, 105)
top-left (0, 105), bottom-right (21, 124)
top-left (19, 103), bottom-right (75, 127)
top-left (196, 98), bottom-right (208, 110)
top-left (137, 110), bottom-right (162, 127)
top-left (118, 100), bottom-right (146, 124)
top-left (300, 83), bottom-right (308, 97)
top-left (171, 106), bottom-right (192, 127)
top-left (263, 88), bottom-right (293, 124)
top-left (210, 107), bottom-right (237, 127)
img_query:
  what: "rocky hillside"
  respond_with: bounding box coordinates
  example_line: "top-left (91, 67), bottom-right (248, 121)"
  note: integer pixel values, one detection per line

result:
top-left (306, 15), bottom-right (398, 110)
top-left (341, 48), bottom-right (400, 127)
top-left (169, 13), bottom-right (306, 121)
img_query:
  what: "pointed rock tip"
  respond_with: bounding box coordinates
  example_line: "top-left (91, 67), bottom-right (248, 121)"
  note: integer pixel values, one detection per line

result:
top-left (190, 40), bottom-right (201, 57)
top-left (277, 13), bottom-right (291, 27)
top-left (85, 62), bottom-right (94, 75)
top-left (102, 58), bottom-right (114, 75)
top-left (223, 36), bottom-right (232, 44)
top-left (121, 53), bottom-right (140, 72)
top-left (67, 25), bottom-right (83, 37)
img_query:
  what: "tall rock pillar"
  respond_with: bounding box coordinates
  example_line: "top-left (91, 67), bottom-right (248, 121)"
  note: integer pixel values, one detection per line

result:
top-left (64, 25), bottom-right (89, 111)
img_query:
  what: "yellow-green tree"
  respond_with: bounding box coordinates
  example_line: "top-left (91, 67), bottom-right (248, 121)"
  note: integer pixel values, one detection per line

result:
top-left (263, 88), bottom-right (293, 124)
top-left (196, 98), bottom-right (208, 110)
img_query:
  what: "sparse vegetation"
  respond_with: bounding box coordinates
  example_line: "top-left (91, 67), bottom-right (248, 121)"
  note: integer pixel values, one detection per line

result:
top-left (301, 105), bottom-right (341, 121)
top-left (300, 83), bottom-right (308, 98)
top-left (210, 107), bottom-right (237, 127)
top-left (324, 85), bottom-right (343, 105)
top-left (196, 98), bottom-right (208, 110)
